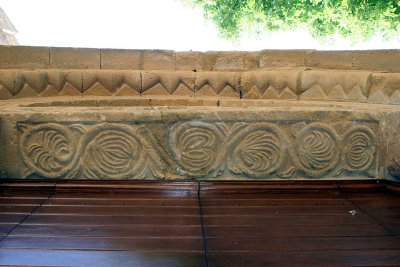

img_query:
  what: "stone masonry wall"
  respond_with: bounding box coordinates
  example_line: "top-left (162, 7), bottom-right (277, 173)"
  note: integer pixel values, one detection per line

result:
top-left (0, 46), bottom-right (400, 181)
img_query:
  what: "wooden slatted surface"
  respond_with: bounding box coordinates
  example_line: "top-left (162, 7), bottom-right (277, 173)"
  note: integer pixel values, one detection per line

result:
top-left (0, 181), bottom-right (399, 267)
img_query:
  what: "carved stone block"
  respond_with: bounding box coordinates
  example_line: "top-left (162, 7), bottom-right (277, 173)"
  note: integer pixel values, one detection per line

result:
top-left (241, 70), bottom-right (301, 99)
top-left (142, 71), bottom-right (195, 96)
top-left (195, 72), bottom-right (240, 98)
top-left (369, 73), bottom-right (400, 104)
top-left (300, 70), bottom-right (370, 102)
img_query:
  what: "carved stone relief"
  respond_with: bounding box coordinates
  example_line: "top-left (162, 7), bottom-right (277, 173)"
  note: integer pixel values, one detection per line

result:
top-left (17, 120), bottom-right (378, 180)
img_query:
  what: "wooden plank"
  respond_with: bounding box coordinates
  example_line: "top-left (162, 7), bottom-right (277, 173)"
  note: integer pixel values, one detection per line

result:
top-left (48, 192), bottom-right (198, 200)
top-left (206, 236), bottom-right (400, 252)
top-left (202, 198), bottom-right (352, 207)
top-left (23, 215), bottom-right (200, 226)
top-left (0, 249), bottom-right (206, 267)
top-left (34, 206), bottom-right (199, 216)
top-left (0, 224), bottom-right (17, 235)
top-left (203, 214), bottom-right (375, 226)
top-left (11, 225), bottom-right (202, 238)
top-left (200, 193), bottom-right (343, 200)
top-left (0, 236), bottom-right (204, 251)
top-left (204, 224), bottom-right (389, 238)
top-left (0, 205), bottom-right (38, 214)
top-left (207, 250), bottom-right (400, 267)
top-left (0, 214), bottom-right (27, 224)
top-left (0, 198), bottom-right (45, 205)
top-left (203, 206), bottom-right (360, 216)
top-left (42, 198), bottom-right (198, 207)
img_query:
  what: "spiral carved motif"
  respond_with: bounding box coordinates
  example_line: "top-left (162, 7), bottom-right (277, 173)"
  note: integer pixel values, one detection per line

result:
top-left (295, 123), bottom-right (340, 177)
top-left (82, 125), bottom-right (145, 179)
top-left (342, 126), bottom-right (376, 172)
top-left (20, 124), bottom-right (76, 178)
top-left (230, 124), bottom-right (286, 177)
top-left (170, 122), bottom-right (222, 176)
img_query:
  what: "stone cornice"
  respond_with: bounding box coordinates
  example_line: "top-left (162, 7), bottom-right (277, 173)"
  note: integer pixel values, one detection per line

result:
top-left (1, 46), bottom-right (400, 72)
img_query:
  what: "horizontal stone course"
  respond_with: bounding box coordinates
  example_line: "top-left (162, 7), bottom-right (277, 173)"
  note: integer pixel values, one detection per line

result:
top-left (0, 46), bottom-right (399, 72)
top-left (1, 69), bottom-right (400, 105)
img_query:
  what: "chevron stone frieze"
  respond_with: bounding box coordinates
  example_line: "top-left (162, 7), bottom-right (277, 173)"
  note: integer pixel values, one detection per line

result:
top-left (1, 69), bottom-right (400, 104)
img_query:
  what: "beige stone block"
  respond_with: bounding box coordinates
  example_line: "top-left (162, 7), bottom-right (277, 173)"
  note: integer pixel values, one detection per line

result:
top-left (101, 49), bottom-right (141, 70)
top-left (300, 70), bottom-right (371, 102)
top-left (142, 50), bottom-right (175, 70)
top-left (150, 98), bottom-right (202, 107)
top-left (142, 71), bottom-right (195, 96)
top-left (82, 70), bottom-right (113, 96)
top-left (112, 71), bottom-right (141, 96)
top-left (195, 72), bottom-right (240, 98)
top-left (59, 70), bottom-right (83, 96)
top-left (353, 50), bottom-right (400, 72)
top-left (241, 70), bottom-right (301, 99)
top-left (305, 50), bottom-right (353, 70)
top-left (11, 46), bottom-right (49, 68)
top-left (50, 47), bottom-right (100, 69)
top-left (0, 46), bottom-right (11, 68)
top-left (369, 73), bottom-right (400, 104)
top-left (0, 70), bottom-right (17, 95)
top-left (212, 51), bottom-right (259, 71)
top-left (175, 51), bottom-right (203, 71)
top-left (260, 50), bottom-right (307, 68)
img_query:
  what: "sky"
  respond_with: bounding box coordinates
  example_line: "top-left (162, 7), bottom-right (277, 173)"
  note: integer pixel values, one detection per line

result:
top-left (1, 0), bottom-right (400, 51)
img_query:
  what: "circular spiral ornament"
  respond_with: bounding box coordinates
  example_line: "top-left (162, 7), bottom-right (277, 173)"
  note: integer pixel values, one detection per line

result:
top-left (169, 122), bottom-right (222, 177)
top-left (20, 123), bottom-right (77, 178)
top-left (295, 123), bottom-right (340, 177)
top-left (82, 124), bottom-right (145, 179)
top-left (342, 126), bottom-right (376, 172)
top-left (230, 123), bottom-right (286, 177)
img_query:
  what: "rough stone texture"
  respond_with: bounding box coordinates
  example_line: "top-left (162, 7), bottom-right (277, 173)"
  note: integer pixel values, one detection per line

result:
top-left (142, 50), bottom-right (175, 70)
top-left (12, 46), bottom-right (49, 69)
top-left (0, 102), bottom-right (386, 180)
top-left (369, 73), bottom-right (400, 104)
top-left (211, 51), bottom-right (259, 71)
top-left (353, 50), bottom-right (400, 73)
top-left (195, 72), bottom-right (240, 98)
top-left (0, 46), bottom-right (11, 68)
top-left (0, 46), bottom-right (400, 182)
top-left (241, 70), bottom-right (301, 99)
top-left (100, 49), bottom-right (141, 70)
top-left (300, 70), bottom-right (371, 102)
top-left (260, 50), bottom-right (306, 68)
top-left (141, 71), bottom-right (195, 96)
top-left (175, 51), bottom-right (204, 71)
top-left (305, 50), bottom-right (353, 70)
top-left (50, 47), bottom-right (100, 69)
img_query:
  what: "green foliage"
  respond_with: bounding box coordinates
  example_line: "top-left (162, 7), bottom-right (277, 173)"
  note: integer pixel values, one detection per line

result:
top-left (185, 0), bottom-right (400, 42)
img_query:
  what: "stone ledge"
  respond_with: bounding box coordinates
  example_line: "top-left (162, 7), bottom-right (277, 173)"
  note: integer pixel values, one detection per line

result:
top-left (1, 69), bottom-right (400, 105)
top-left (1, 46), bottom-right (400, 72)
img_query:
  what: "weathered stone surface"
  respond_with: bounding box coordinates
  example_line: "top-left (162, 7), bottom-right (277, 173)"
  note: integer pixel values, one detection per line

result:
top-left (260, 50), bottom-right (306, 68)
top-left (0, 46), bottom-right (11, 68)
top-left (212, 52), bottom-right (259, 71)
top-left (100, 49), bottom-right (141, 70)
top-left (12, 46), bottom-right (49, 69)
top-left (369, 73), bottom-right (400, 104)
top-left (142, 71), bottom-right (195, 96)
top-left (142, 50), bottom-right (175, 70)
top-left (50, 47), bottom-right (100, 69)
top-left (305, 50), bottom-right (353, 70)
top-left (175, 51), bottom-right (204, 71)
top-left (241, 70), bottom-right (301, 99)
top-left (1, 46), bottom-right (400, 183)
top-left (353, 50), bottom-right (400, 73)
top-left (0, 102), bottom-right (387, 180)
top-left (195, 72), bottom-right (240, 98)
top-left (300, 70), bottom-right (370, 102)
